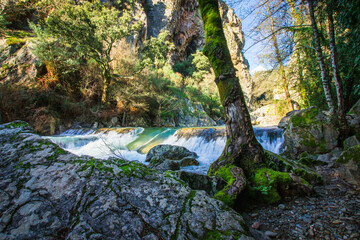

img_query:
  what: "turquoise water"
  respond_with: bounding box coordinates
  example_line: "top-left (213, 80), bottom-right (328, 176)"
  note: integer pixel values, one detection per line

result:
top-left (47, 126), bottom-right (284, 174)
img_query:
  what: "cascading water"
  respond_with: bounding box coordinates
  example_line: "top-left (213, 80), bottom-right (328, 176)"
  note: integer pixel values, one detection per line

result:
top-left (46, 126), bottom-right (284, 174)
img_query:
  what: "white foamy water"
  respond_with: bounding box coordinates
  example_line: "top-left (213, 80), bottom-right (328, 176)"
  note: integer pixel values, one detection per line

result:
top-left (46, 126), bottom-right (284, 174)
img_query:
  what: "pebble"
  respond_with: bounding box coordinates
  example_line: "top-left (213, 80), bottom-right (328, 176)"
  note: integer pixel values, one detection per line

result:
top-left (278, 204), bottom-right (286, 210)
top-left (264, 231), bottom-right (277, 238)
top-left (251, 221), bottom-right (260, 229)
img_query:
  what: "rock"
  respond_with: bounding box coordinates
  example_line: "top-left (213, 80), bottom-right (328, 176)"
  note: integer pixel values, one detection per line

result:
top-left (0, 121), bottom-right (253, 239)
top-left (176, 171), bottom-right (227, 196)
top-left (335, 145), bottom-right (360, 186)
top-left (278, 204), bottom-right (286, 210)
top-left (250, 104), bottom-right (283, 126)
top-left (265, 230), bottom-right (277, 238)
top-left (110, 117), bottom-right (118, 126)
top-left (278, 110), bottom-right (300, 129)
top-left (348, 99), bottom-right (360, 116)
top-left (251, 221), bottom-right (261, 229)
top-left (283, 106), bottom-right (339, 157)
top-left (175, 99), bottom-right (217, 127)
top-left (343, 136), bottom-right (360, 150)
top-left (145, 144), bottom-right (199, 171)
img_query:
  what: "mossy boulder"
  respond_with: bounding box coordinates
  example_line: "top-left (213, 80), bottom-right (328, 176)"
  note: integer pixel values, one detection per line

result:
top-left (208, 150), bottom-right (319, 207)
top-left (347, 100), bottom-right (360, 139)
top-left (145, 144), bottom-right (199, 171)
top-left (283, 106), bottom-right (339, 157)
top-left (335, 145), bottom-right (360, 186)
top-left (343, 136), bottom-right (360, 150)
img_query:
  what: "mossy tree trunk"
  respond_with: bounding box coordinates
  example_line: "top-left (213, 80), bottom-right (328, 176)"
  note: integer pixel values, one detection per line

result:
top-left (197, 0), bottom-right (314, 207)
top-left (197, 0), bottom-right (264, 176)
top-left (101, 63), bottom-right (112, 104)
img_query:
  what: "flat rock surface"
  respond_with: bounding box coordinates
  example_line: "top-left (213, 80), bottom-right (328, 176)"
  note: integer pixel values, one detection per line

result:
top-left (0, 122), bottom-right (252, 240)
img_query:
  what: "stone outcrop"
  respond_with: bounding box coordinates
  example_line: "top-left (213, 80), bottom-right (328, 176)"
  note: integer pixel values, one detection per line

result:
top-left (0, 39), bottom-right (43, 85)
top-left (145, 144), bottom-right (199, 171)
top-left (283, 106), bottom-right (339, 157)
top-left (335, 145), bottom-right (360, 186)
top-left (136, 0), bottom-right (252, 97)
top-left (0, 121), bottom-right (253, 239)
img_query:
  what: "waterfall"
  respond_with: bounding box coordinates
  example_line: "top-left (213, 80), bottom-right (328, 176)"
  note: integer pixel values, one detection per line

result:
top-left (46, 126), bottom-right (284, 174)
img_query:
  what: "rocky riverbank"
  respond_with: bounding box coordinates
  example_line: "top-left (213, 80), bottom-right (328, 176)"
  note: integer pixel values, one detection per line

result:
top-left (244, 159), bottom-right (360, 240)
top-left (0, 121), bottom-right (252, 239)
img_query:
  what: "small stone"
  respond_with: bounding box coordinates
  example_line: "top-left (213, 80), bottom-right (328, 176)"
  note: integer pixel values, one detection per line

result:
top-left (332, 220), bottom-right (342, 224)
top-left (308, 229), bottom-right (315, 237)
top-left (278, 204), bottom-right (286, 210)
top-left (250, 213), bottom-right (259, 218)
top-left (265, 231), bottom-right (277, 238)
top-left (351, 233), bottom-right (359, 238)
top-left (251, 221), bottom-right (260, 229)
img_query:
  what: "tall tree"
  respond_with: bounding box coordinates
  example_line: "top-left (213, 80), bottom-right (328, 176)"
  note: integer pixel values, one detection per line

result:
top-left (265, 0), bottom-right (294, 111)
top-left (198, 0), bottom-right (264, 200)
top-left (287, 0), bottom-right (309, 107)
top-left (307, 0), bottom-right (335, 113)
top-left (327, 2), bottom-right (348, 133)
top-left (45, 0), bottom-right (137, 103)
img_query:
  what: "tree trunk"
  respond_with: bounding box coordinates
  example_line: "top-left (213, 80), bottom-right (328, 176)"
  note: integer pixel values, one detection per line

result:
top-left (266, 1), bottom-right (294, 111)
top-left (287, 0), bottom-right (309, 107)
top-left (327, 8), bottom-right (348, 134)
top-left (198, 0), bottom-right (264, 175)
top-left (307, 0), bottom-right (335, 113)
top-left (101, 66), bottom-right (112, 103)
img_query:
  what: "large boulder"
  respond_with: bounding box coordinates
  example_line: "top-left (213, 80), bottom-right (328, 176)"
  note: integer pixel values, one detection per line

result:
top-left (347, 99), bottom-right (360, 139)
top-left (176, 171), bottom-right (227, 197)
top-left (278, 110), bottom-right (300, 129)
top-left (145, 144), bottom-right (199, 171)
top-left (0, 121), bottom-right (253, 239)
top-left (335, 145), bottom-right (360, 186)
top-left (283, 106), bottom-right (339, 157)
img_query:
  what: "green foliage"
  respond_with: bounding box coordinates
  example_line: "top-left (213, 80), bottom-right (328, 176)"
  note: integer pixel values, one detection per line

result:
top-left (0, 13), bottom-right (9, 34)
top-left (139, 31), bottom-right (174, 69)
top-left (172, 57), bottom-right (195, 77)
top-left (30, 23), bottom-right (81, 82)
top-left (43, 0), bottom-right (138, 102)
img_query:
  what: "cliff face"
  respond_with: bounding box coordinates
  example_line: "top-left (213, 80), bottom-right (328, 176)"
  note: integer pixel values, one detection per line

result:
top-left (136, 0), bottom-right (252, 96)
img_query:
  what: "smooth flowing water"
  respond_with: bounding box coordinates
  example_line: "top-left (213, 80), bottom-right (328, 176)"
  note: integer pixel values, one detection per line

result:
top-left (46, 126), bottom-right (284, 174)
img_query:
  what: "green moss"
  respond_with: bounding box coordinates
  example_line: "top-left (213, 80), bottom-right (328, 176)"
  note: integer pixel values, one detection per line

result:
top-left (290, 107), bottom-right (320, 127)
top-left (203, 230), bottom-right (243, 239)
top-left (209, 164), bottom-right (240, 206)
top-left (6, 36), bottom-right (26, 46)
top-left (251, 168), bottom-right (292, 204)
top-left (4, 121), bottom-right (30, 129)
top-left (337, 145), bottom-right (360, 164)
top-left (214, 189), bottom-right (235, 206)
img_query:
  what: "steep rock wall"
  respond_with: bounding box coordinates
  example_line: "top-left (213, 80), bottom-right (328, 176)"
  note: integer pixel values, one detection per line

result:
top-left (136, 0), bottom-right (252, 97)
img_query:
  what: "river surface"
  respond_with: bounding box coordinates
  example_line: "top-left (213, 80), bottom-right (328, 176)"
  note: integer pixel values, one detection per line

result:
top-left (46, 126), bottom-right (284, 174)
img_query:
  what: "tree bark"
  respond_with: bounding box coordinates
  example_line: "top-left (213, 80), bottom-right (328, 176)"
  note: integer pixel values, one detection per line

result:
top-left (327, 7), bottom-right (348, 134)
top-left (307, 0), bottom-right (335, 113)
top-left (197, 0), bottom-right (264, 176)
top-left (266, 1), bottom-right (294, 112)
top-left (287, 0), bottom-right (309, 107)
top-left (101, 66), bottom-right (112, 103)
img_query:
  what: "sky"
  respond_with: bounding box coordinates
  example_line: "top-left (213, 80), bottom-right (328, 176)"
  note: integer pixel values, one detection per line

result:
top-left (225, 0), bottom-right (269, 74)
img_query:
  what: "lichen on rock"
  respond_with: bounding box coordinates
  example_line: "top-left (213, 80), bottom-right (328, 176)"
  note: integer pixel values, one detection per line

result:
top-left (0, 121), bottom-right (252, 239)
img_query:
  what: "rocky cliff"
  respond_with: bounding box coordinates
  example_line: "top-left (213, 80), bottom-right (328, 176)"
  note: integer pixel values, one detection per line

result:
top-left (135, 0), bottom-right (252, 97)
